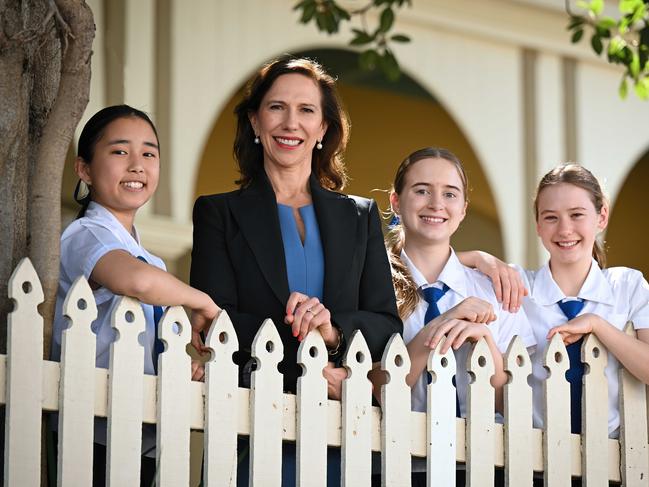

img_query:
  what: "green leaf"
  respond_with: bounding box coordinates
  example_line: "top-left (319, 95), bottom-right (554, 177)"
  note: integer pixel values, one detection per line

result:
top-left (590, 0), bottom-right (604, 16)
top-left (596, 17), bottom-right (617, 30)
top-left (335, 6), bottom-right (351, 21)
top-left (572, 28), bottom-right (584, 43)
top-left (300, 3), bottom-right (317, 23)
top-left (293, 0), bottom-right (310, 11)
top-left (608, 36), bottom-right (627, 57)
top-left (630, 51), bottom-right (641, 78)
top-left (567, 15), bottom-right (585, 30)
top-left (378, 49), bottom-right (400, 81)
top-left (633, 76), bottom-right (649, 99)
top-left (619, 76), bottom-right (629, 99)
top-left (391, 34), bottom-right (411, 43)
top-left (350, 30), bottom-right (374, 46)
top-left (619, 0), bottom-right (642, 14)
top-left (591, 34), bottom-right (604, 55)
top-left (379, 7), bottom-right (395, 33)
top-left (359, 49), bottom-right (380, 71)
top-left (576, 0), bottom-right (589, 10)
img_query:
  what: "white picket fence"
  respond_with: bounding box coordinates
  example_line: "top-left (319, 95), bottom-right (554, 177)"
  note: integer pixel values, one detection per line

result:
top-left (3, 257), bottom-right (649, 486)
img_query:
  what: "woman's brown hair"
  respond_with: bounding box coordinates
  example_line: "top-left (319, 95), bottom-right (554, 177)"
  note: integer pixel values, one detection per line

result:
top-left (233, 56), bottom-right (350, 190)
top-left (534, 163), bottom-right (608, 267)
top-left (387, 147), bottom-right (468, 319)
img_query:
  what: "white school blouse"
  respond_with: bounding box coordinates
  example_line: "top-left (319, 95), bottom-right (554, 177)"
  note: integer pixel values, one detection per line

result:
top-left (402, 249), bottom-right (536, 415)
top-left (516, 259), bottom-right (649, 436)
top-left (51, 201), bottom-right (165, 456)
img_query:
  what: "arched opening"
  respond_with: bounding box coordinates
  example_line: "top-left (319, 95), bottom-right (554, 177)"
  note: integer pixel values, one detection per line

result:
top-left (606, 152), bottom-right (649, 275)
top-left (195, 48), bottom-right (505, 258)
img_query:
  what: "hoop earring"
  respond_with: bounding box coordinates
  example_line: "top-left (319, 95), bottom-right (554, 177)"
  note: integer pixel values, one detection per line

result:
top-left (254, 135), bottom-right (260, 144)
top-left (316, 140), bottom-right (323, 150)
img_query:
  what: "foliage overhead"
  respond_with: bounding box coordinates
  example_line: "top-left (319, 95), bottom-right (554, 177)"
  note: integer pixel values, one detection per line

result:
top-left (293, 0), bottom-right (412, 81)
top-left (567, 0), bottom-right (649, 99)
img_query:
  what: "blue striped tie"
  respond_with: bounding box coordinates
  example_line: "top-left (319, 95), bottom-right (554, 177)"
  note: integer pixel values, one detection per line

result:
top-left (136, 255), bottom-right (164, 374)
top-left (422, 285), bottom-right (461, 416)
top-left (557, 298), bottom-right (585, 434)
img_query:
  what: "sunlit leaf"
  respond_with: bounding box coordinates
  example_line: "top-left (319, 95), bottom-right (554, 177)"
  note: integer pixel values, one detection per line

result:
top-left (619, 76), bottom-right (629, 99)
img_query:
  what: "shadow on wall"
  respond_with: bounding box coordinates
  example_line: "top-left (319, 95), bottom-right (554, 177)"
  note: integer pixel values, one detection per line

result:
top-left (606, 152), bottom-right (649, 276)
top-left (195, 48), bottom-right (505, 259)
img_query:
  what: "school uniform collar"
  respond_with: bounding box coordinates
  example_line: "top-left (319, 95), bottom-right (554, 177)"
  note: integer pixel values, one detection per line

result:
top-left (401, 248), bottom-right (468, 298)
top-left (531, 258), bottom-right (615, 306)
top-left (85, 201), bottom-right (142, 246)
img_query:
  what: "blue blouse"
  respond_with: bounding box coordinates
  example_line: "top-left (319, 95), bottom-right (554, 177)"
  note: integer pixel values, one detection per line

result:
top-left (277, 204), bottom-right (325, 300)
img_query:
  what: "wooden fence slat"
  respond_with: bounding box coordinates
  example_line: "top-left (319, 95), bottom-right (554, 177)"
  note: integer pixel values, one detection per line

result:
top-left (107, 296), bottom-right (146, 487)
top-left (581, 334), bottom-right (608, 487)
top-left (156, 306), bottom-right (192, 487)
top-left (204, 310), bottom-right (239, 487)
top-left (543, 333), bottom-right (571, 487)
top-left (296, 330), bottom-right (328, 487)
top-left (5, 258), bottom-right (44, 487)
top-left (341, 331), bottom-right (372, 487)
top-left (427, 337), bottom-right (457, 487)
top-left (381, 334), bottom-right (411, 487)
top-left (466, 338), bottom-right (496, 487)
top-left (503, 336), bottom-right (533, 487)
top-left (58, 276), bottom-right (98, 487)
top-left (619, 323), bottom-right (649, 487)
top-left (250, 319), bottom-right (284, 487)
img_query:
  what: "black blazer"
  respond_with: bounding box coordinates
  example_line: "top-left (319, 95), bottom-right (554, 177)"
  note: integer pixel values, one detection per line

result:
top-left (190, 172), bottom-right (402, 392)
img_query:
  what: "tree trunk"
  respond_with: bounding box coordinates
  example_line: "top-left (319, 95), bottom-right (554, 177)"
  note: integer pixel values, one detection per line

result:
top-left (0, 0), bottom-right (95, 358)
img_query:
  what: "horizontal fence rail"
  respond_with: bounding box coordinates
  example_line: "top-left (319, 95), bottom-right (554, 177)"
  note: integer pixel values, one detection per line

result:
top-left (3, 258), bottom-right (649, 486)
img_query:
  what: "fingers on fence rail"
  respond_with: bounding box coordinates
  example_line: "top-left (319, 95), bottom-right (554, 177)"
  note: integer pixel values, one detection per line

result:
top-left (503, 336), bottom-right (533, 487)
top-left (157, 306), bottom-right (192, 487)
top-left (341, 331), bottom-right (372, 486)
top-left (59, 276), bottom-right (97, 487)
top-left (542, 333), bottom-right (571, 485)
top-left (6, 258), bottom-right (43, 486)
top-left (380, 334), bottom-right (411, 485)
top-left (203, 310), bottom-right (240, 487)
top-left (427, 337), bottom-right (457, 487)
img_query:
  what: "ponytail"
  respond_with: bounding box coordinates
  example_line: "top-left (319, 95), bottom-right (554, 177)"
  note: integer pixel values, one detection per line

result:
top-left (386, 225), bottom-right (420, 320)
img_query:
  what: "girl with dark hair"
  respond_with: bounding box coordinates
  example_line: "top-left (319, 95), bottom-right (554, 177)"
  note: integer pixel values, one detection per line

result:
top-left (191, 57), bottom-right (401, 486)
top-left (384, 147), bottom-right (535, 485)
top-left (52, 105), bottom-right (219, 486)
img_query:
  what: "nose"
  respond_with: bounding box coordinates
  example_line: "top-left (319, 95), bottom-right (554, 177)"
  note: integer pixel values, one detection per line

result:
top-left (283, 107), bottom-right (299, 130)
top-left (557, 216), bottom-right (572, 235)
top-left (128, 154), bottom-right (144, 172)
top-left (427, 192), bottom-right (444, 210)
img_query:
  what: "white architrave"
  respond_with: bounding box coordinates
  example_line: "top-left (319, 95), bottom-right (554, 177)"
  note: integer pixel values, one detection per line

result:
top-left (58, 276), bottom-right (98, 487)
top-left (204, 310), bottom-right (240, 487)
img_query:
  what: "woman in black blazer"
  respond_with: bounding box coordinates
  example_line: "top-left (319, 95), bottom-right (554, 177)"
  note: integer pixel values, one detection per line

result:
top-left (190, 56), bottom-right (401, 396)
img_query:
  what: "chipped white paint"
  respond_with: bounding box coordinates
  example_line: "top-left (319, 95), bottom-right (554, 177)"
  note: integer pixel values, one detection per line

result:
top-left (466, 338), bottom-right (495, 487)
top-left (619, 323), bottom-right (649, 487)
top-left (5, 258), bottom-right (44, 487)
top-left (58, 277), bottom-right (98, 487)
top-left (107, 296), bottom-right (146, 487)
top-left (156, 306), bottom-right (192, 486)
top-left (296, 330), bottom-right (328, 487)
top-left (250, 319), bottom-right (284, 487)
top-left (543, 334), bottom-right (571, 486)
top-left (341, 331), bottom-right (373, 487)
top-left (204, 310), bottom-right (239, 487)
top-left (504, 337), bottom-right (533, 487)
top-left (381, 334), bottom-right (411, 487)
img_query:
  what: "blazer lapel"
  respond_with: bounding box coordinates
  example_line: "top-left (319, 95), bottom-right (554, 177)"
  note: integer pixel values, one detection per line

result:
top-left (310, 177), bottom-right (357, 306)
top-left (229, 176), bottom-right (290, 306)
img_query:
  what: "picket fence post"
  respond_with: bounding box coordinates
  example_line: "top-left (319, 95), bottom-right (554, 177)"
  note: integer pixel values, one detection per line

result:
top-left (58, 276), bottom-right (97, 487)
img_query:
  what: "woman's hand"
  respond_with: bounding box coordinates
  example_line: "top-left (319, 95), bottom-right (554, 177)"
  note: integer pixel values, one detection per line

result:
top-left (285, 292), bottom-right (337, 346)
top-left (323, 362), bottom-right (348, 400)
top-left (191, 359), bottom-right (205, 381)
top-left (443, 297), bottom-right (496, 324)
top-left (547, 313), bottom-right (600, 345)
top-left (423, 317), bottom-right (493, 353)
top-left (457, 251), bottom-right (527, 312)
top-left (190, 299), bottom-right (220, 354)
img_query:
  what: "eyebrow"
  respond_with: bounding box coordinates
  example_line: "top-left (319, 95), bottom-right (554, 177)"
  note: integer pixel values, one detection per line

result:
top-left (266, 99), bottom-right (318, 108)
top-left (540, 206), bottom-right (588, 215)
top-left (107, 139), bottom-right (159, 150)
top-left (412, 182), bottom-right (462, 192)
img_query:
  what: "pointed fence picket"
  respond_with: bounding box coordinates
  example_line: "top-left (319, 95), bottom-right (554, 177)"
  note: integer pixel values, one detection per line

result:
top-left (58, 277), bottom-right (98, 487)
top-left (2, 258), bottom-right (649, 487)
